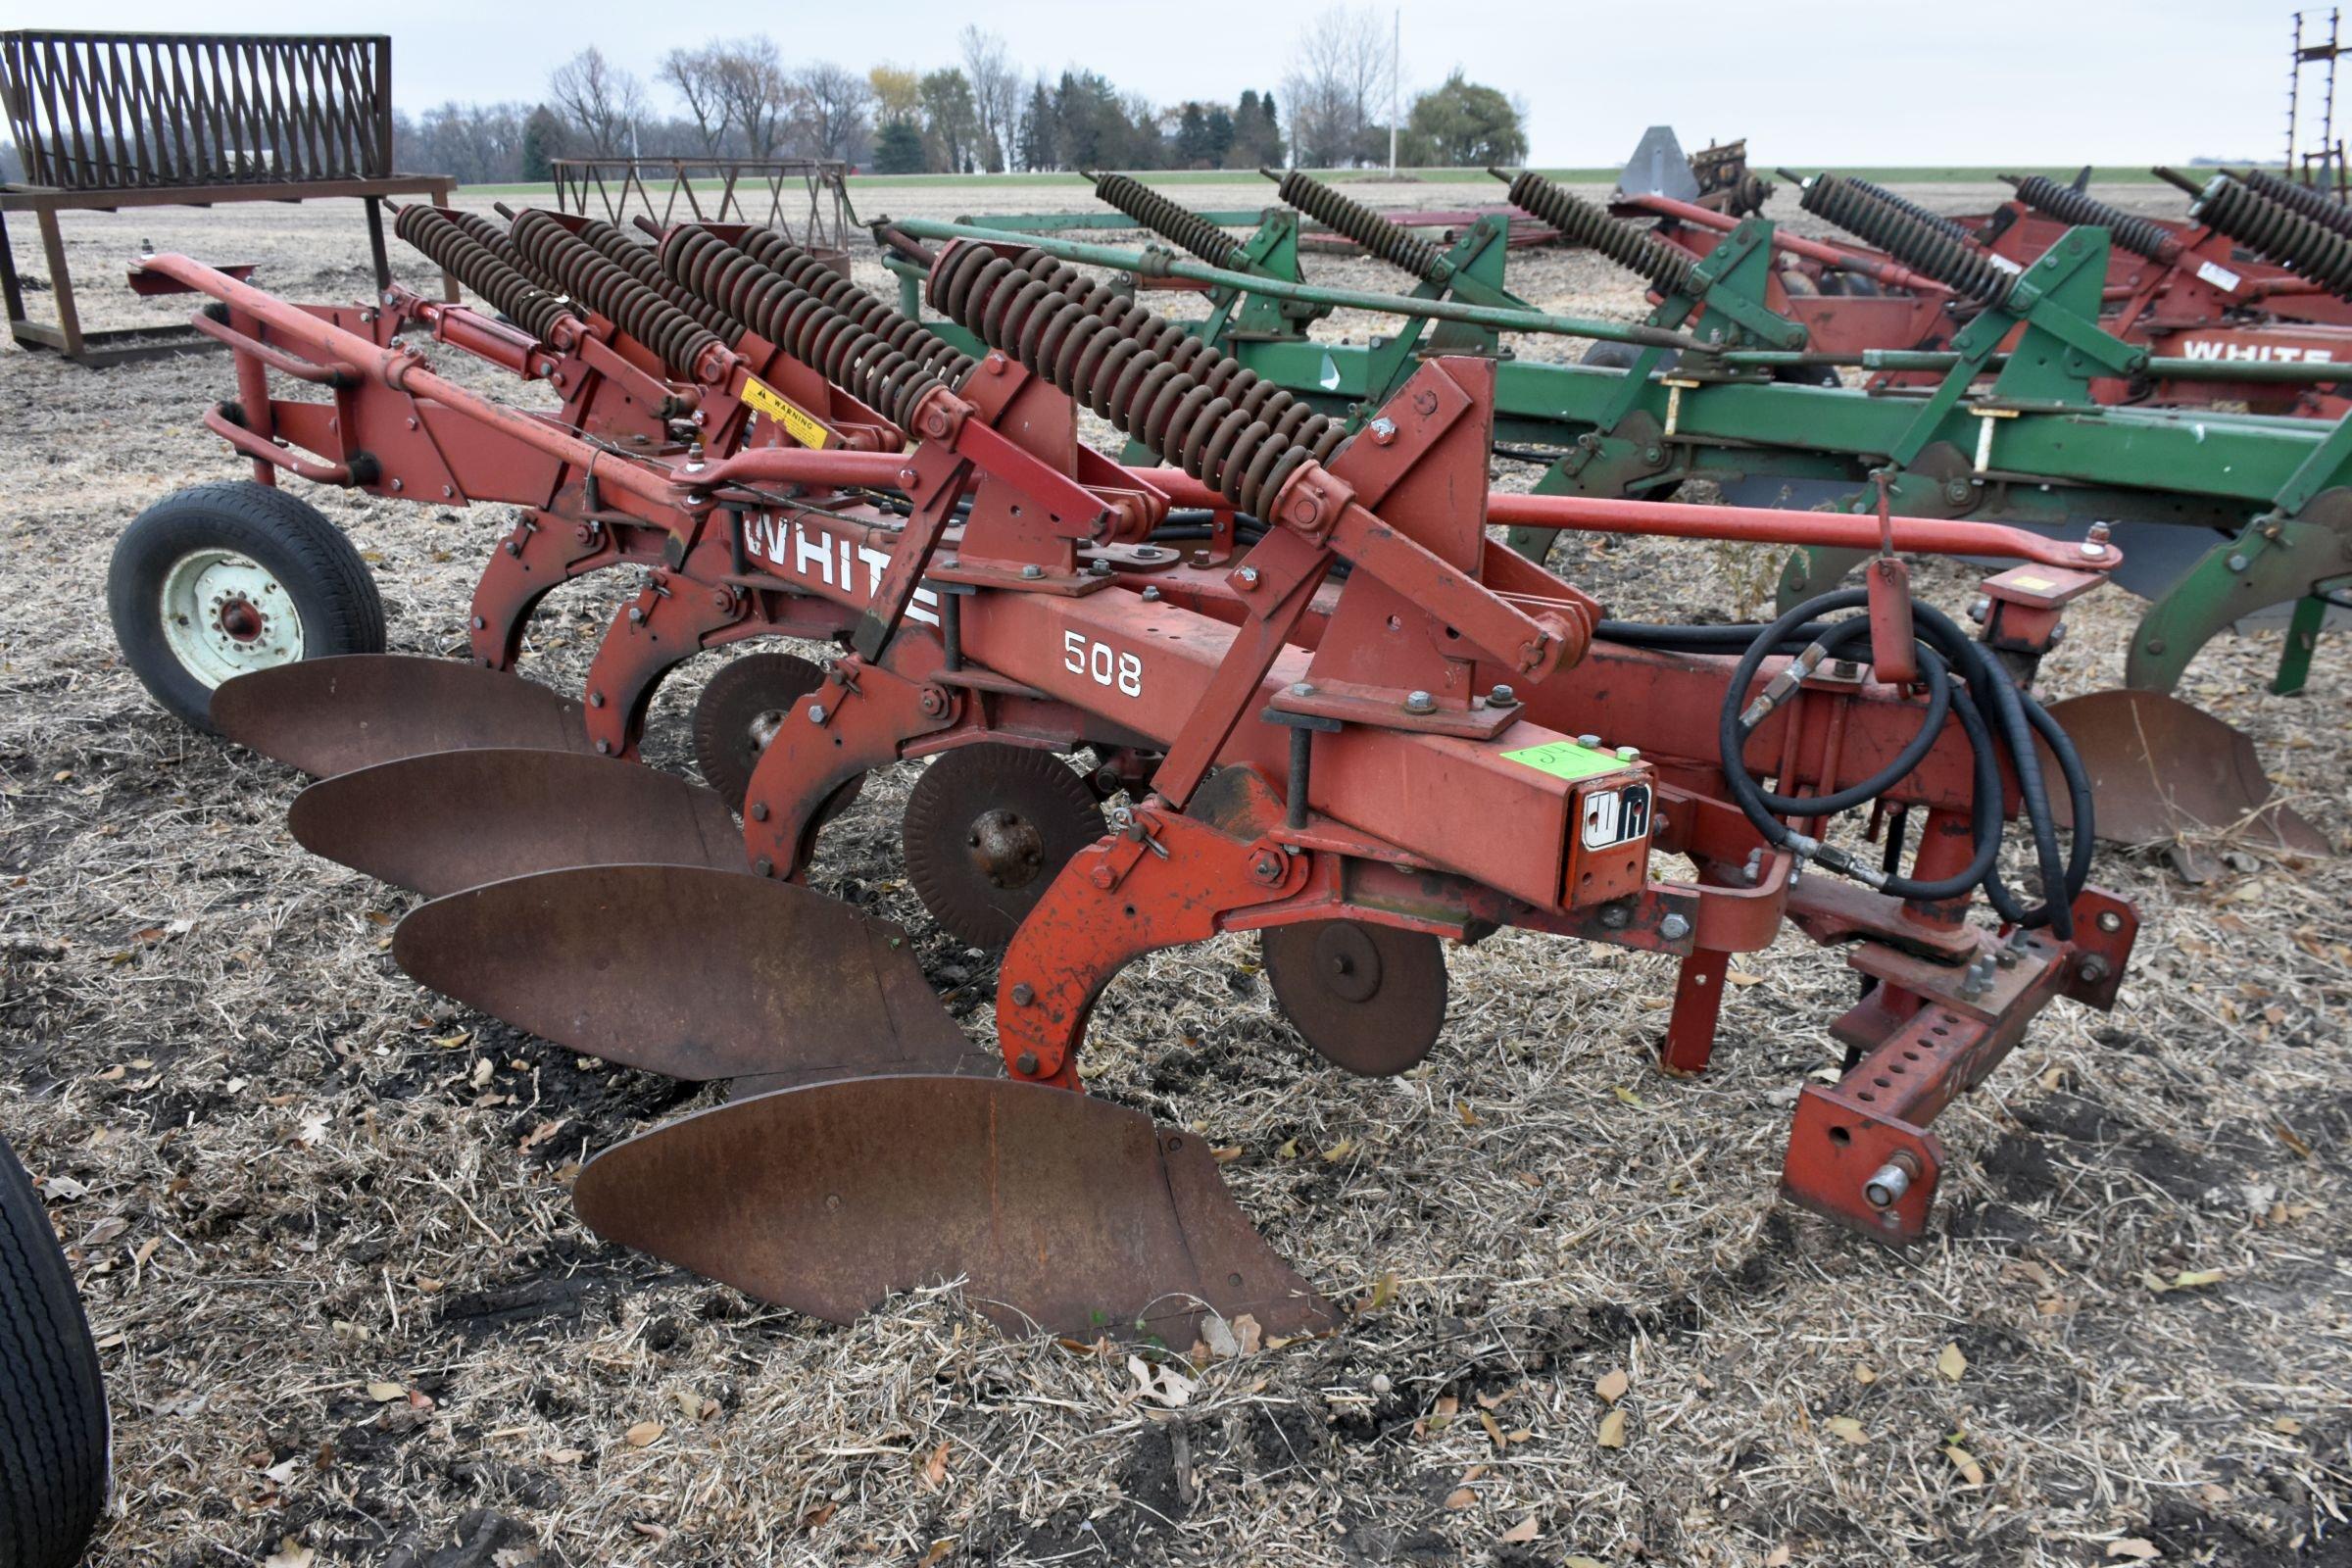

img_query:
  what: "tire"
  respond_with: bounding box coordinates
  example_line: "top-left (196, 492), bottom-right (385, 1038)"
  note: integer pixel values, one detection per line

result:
top-left (107, 481), bottom-right (385, 732)
top-left (0, 1134), bottom-right (108, 1568)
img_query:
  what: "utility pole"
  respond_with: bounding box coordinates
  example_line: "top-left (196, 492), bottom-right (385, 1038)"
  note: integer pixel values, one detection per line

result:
top-left (1388, 8), bottom-right (1399, 173)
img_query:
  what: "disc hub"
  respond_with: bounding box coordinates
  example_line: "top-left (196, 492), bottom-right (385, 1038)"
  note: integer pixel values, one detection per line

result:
top-left (966, 808), bottom-right (1047, 890)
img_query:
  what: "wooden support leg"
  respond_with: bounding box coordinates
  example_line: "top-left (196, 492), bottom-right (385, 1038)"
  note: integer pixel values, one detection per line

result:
top-left (34, 208), bottom-right (83, 363)
top-left (364, 195), bottom-right (392, 298)
top-left (0, 207), bottom-right (26, 334)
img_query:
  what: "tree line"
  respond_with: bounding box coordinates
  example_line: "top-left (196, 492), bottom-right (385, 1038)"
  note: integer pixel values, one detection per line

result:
top-left (390, 9), bottom-right (1526, 184)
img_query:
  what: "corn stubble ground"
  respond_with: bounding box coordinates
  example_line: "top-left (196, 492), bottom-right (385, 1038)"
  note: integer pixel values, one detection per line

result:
top-left (0, 177), bottom-right (2347, 1568)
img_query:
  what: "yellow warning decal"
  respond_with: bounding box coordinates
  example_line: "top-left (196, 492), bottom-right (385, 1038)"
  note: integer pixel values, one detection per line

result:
top-left (742, 376), bottom-right (831, 449)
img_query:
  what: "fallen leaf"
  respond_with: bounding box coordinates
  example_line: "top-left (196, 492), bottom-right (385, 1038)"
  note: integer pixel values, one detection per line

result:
top-left (2171, 1268), bottom-right (2226, 1290)
top-left (1445, 1487), bottom-right (1477, 1509)
top-left (1500, 1515), bottom-right (1540, 1544)
top-left (1594, 1368), bottom-right (1629, 1404)
top-left (1945, 1444), bottom-right (1985, 1486)
top-left (1321, 1136), bottom-right (1356, 1162)
top-left (624, 1420), bottom-right (663, 1447)
top-left (1364, 1271), bottom-right (1397, 1312)
top-left (920, 1440), bottom-right (950, 1488)
top-left (1566, 1557), bottom-right (1608, 1568)
top-left (1479, 1410), bottom-right (1506, 1451)
top-left (1233, 1313), bottom-right (1262, 1355)
top-left (39, 1174), bottom-right (87, 1203)
top-left (1937, 1343), bottom-right (1968, 1382)
top-left (1457, 1101), bottom-right (1480, 1127)
top-left (2273, 1415), bottom-right (2305, 1436)
top-left (546, 1446), bottom-right (587, 1465)
top-left (2107, 1540), bottom-right (2161, 1561)
top-left (263, 1537), bottom-right (315, 1568)
top-left (1855, 1364), bottom-right (1879, 1385)
top-left (1826, 1416), bottom-right (1867, 1446)
top-left (1612, 1085), bottom-right (1644, 1107)
top-left (365, 1381), bottom-right (406, 1403)
top-left (82, 1216), bottom-right (128, 1248)
top-left (1766, 1547), bottom-right (1792, 1568)
top-left (918, 1540), bottom-right (956, 1567)
top-left (1595, 1408), bottom-right (1627, 1448)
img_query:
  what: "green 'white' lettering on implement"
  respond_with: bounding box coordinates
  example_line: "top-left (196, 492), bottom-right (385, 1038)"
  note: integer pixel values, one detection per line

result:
top-left (1501, 740), bottom-right (1627, 782)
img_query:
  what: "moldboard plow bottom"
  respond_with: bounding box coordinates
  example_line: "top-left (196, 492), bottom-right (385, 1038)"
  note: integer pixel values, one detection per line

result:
top-left (121, 226), bottom-right (2153, 1344)
top-left (574, 1074), bottom-right (1337, 1342)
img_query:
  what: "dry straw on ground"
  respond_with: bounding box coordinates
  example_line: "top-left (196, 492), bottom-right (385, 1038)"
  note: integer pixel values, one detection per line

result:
top-left (0, 179), bottom-right (2346, 1566)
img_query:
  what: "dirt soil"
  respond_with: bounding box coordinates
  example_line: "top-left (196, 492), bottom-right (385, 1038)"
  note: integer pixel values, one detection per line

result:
top-left (1, 178), bottom-right (2348, 1568)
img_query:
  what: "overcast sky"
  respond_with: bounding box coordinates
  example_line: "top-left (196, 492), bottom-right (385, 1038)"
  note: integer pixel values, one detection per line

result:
top-left (0, 0), bottom-right (2314, 167)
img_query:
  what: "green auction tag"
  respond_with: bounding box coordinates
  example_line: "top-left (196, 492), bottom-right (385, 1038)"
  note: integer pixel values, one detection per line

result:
top-left (1500, 740), bottom-right (1626, 782)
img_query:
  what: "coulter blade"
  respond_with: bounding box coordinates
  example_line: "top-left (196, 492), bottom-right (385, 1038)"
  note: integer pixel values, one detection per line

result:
top-left (288, 748), bottom-right (743, 897)
top-left (2043, 689), bottom-right (2329, 854)
top-left (210, 655), bottom-right (594, 777)
top-left (393, 865), bottom-right (988, 1085)
top-left (574, 1074), bottom-right (1338, 1343)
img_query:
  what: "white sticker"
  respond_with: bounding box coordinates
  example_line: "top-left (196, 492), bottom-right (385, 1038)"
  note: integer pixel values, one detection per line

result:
top-left (1581, 782), bottom-right (1654, 851)
top-left (1987, 253), bottom-right (2025, 276)
top-left (2195, 259), bottom-right (2243, 292)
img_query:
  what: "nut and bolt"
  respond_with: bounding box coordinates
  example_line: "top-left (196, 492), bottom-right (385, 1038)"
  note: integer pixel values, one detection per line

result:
top-left (595, 739), bottom-right (612, 755)
top-left (1019, 564), bottom-right (1044, 580)
top-left (808, 704), bottom-right (828, 724)
top-left (1015, 1052), bottom-right (1040, 1075)
top-left (754, 857), bottom-right (774, 877)
top-left (2096, 909), bottom-right (2123, 933)
top-left (1009, 983), bottom-right (1036, 1005)
top-left (1368, 417), bottom-right (1397, 445)
top-left (588, 691), bottom-right (606, 709)
top-left (750, 802), bottom-right (769, 822)
top-left (1403, 690), bottom-right (1436, 714)
top-left (1658, 912), bottom-right (1691, 942)
top-left (1141, 586), bottom-right (1162, 602)
top-left (1967, 596), bottom-right (1990, 623)
top-left (1864, 1157), bottom-right (1914, 1209)
top-left (1236, 565), bottom-right (1261, 589)
top-left (472, 614), bottom-right (488, 630)
top-left (2078, 955), bottom-right (2112, 984)
top-left (1598, 903), bottom-right (1631, 930)
top-left (1616, 745), bottom-right (1641, 761)
top-left (2228, 553), bottom-right (2250, 573)
top-left (1291, 681), bottom-right (1316, 697)
top-left (1250, 850), bottom-right (1285, 883)
top-left (1489, 684), bottom-right (1517, 707)
top-left (1577, 733), bottom-right (1601, 748)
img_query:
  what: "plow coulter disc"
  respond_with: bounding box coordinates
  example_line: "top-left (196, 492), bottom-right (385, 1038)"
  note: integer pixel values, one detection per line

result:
top-left (2042, 690), bottom-right (2328, 854)
top-left (288, 748), bottom-right (744, 897)
top-left (574, 1074), bottom-right (1337, 1342)
top-left (1262, 919), bottom-right (1449, 1077)
top-left (903, 744), bottom-right (1106, 948)
top-left (209, 655), bottom-right (593, 778)
top-left (393, 865), bottom-right (988, 1085)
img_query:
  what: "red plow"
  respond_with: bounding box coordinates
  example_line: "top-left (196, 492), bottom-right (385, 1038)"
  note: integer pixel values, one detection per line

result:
top-left (104, 210), bottom-right (2140, 1340)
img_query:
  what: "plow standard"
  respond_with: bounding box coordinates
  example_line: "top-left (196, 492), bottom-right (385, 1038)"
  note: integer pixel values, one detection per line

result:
top-left (103, 206), bottom-right (2144, 1342)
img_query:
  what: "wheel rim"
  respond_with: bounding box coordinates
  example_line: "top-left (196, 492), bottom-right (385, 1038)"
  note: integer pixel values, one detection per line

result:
top-left (158, 549), bottom-right (303, 687)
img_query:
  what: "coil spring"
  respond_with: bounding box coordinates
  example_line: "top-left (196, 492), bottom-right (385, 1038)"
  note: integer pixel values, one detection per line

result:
top-left (1799, 173), bottom-right (2014, 308)
top-left (737, 226), bottom-right (972, 385)
top-left (2005, 175), bottom-right (2175, 263)
top-left (2227, 167), bottom-right (2352, 243)
top-left (1088, 172), bottom-right (1248, 270)
top-left (391, 205), bottom-right (576, 345)
top-left (663, 224), bottom-right (951, 431)
top-left (510, 210), bottom-right (725, 378)
top-left (1840, 176), bottom-right (1975, 245)
top-left (2191, 175), bottom-right (2352, 297)
top-left (928, 242), bottom-right (1344, 518)
top-left (1498, 170), bottom-right (1696, 296)
top-left (1271, 169), bottom-right (1446, 280)
top-left (572, 219), bottom-right (744, 344)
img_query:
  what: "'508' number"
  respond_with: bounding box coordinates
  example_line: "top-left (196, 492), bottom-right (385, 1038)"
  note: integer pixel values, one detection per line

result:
top-left (1063, 631), bottom-right (1142, 697)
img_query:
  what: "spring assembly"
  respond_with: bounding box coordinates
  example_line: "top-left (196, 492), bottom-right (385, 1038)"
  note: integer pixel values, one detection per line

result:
top-left (1838, 175), bottom-right (1974, 245)
top-left (2003, 174), bottom-right (2178, 264)
top-left (1267, 168), bottom-right (1446, 280)
top-left (391, 204), bottom-right (577, 345)
top-left (575, 218), bottom-right (744, 343)
top-left (928, 242), bottom-right (1343, 518)
top-left (2190, 175), bottom-right (2352, 298)
top-left (1493, 169), bottom-right (1697, 297)
top-left (1085, 172), bottom-right (1249, 270)
top-left (664, 224), bottom-right (952, 431)
top-left (737, 226), bottom-right (972, 385)
top-left (510, 209), bottom-right (727, 379)
top-left (2227, 166), bottom-right (2352, 241)
top-left (1798, 173), bottom-right (2016, 309)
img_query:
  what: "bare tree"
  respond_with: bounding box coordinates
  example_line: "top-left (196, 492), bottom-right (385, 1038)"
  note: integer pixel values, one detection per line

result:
top-left (660, 44), bottom-right (733, 157)
top-left (712, 36), bottom-right (794, 158)
top-left (1279, 6), bottom-right (1391, 167)
top-left (790, 62), bottom-right (872, 163)
top-left (957, 25), bottom-right (1020, 173)
top-left (548, 47), bottom-right (648, 158)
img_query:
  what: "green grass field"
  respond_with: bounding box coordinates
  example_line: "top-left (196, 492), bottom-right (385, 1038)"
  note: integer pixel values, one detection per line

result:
top-left (460, 163), bottom-right (2205, 201)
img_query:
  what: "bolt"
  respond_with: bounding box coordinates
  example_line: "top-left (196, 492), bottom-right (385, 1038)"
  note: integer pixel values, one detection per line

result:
top-left (1020, 564), bottom-right (1044, 580)
top-left (1598, 903), bottom-right (1631, 930)
top-left (588, 691), bottom-right (606, 709)
top-left (1236, 565), bottom-right (1260, 588)
top-left (2048, 623), bottom-right (2067, 645)
top-left (595, 739), bottom-right (612, 755)
top-left (755, 856), bottom-right (774, 877)
top-left (1577, 733), bottom-right (1601, 748)
top-left (1864, 1160), bottom-right (1912, 1209)
top-left (471, 614), bottom-right (487, 630)
top-left (1141, 586), bottom-right (1162, 602)
top-left (2228, 553), bottom-right (2250, 573)
top-left (1088, 559), bottom-right (1113, 575)
top-left (1831, 659), bottom-right (1859, 678)
top-left (2078, 955), bottom-right (2112, 984)
top-left (808, 704), bottom-right (827, 724)
top-left (1659, 912), bottom-right (1691, 942)
top-left (1616, 745), bottom-right (1641, 760)
top-left (919, 687), bottom-right (949, 717)
top-left (1250, 850), bottom-right (1284, 883)
top-left (1995, 945), bottom-right (2018, 969)
top-left (389, 477), bottom-right (403, 492)
top-left (628, 606), bottom-right (645, 624)
top-left (1090, 863), bottom-right (1115, 890)
top-left (1968, 596), bottom-right (1990, 624)
top-left (1368, 417), bottom-right (1396, 445)
top-left (2096, 909), bottom-right (2123, 933)
top-left (1291, 681), bottom-right (1316, 697)
top-left (1015, 1052), bottom-right (1040, 1075)
top-left (1403, 690), bottom-right (1436, 714)
top-left (750, 802), bottom-right (769, 822)
top-left (1010, 982), bottom-right (1036, 1005)
top-left (1489, 684), bottom-right (1516, 706)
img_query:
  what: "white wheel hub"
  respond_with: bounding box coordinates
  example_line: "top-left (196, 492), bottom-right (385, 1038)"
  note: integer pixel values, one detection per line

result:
top-left (158, 550), bottom-right (303, 688)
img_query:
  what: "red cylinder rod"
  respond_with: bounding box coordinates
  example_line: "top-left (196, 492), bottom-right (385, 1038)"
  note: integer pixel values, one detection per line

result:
top-left (1621, 192), bottom-right (1945, 294)
top-left (1127, 466), bottom-right (2121, 572)
top-left (143, 252), bottom-right (681, 513)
